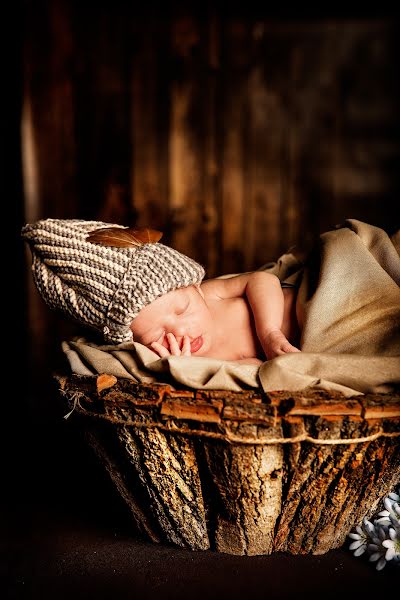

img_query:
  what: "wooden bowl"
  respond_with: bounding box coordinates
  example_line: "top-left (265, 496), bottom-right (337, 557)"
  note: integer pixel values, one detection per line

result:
top-left (56, 374), bottom-right (400, 555)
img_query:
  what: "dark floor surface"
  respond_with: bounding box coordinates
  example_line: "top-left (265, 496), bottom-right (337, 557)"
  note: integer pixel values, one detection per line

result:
top-left (3, 388), bottom-right (398, 600)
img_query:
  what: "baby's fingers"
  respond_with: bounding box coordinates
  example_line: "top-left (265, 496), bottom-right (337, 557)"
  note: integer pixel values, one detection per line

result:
top-left (268, 341), bottom-right (301, 359)
top-left (151, 334), bottom-right (192, 358)
top-left (166, 333), bottom-right (182, 356)
top-left (281, 342), bottom-right (301, 354)
top-left (150, 341), bottom-right (171, 358)
top-left (181, 335), bottom-right (191, 356)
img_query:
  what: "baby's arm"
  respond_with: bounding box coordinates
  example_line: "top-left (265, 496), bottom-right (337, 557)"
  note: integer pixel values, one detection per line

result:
top-left (203, 272), bottom-right (300, 360)
top-left (244, 272), bottom-right (300, 359)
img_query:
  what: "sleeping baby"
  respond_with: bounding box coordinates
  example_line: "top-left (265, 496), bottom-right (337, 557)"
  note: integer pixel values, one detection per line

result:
top-left (21, 219), bottom-right (302, 365)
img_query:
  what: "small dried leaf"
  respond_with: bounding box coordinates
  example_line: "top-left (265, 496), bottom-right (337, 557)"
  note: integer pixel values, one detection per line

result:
top-left (87, 226), bottom-right (163, 248)
top-left (96, 373), bottom-right (118, 393)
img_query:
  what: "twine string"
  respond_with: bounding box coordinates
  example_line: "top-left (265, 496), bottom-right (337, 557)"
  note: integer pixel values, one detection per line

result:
top-left (62, 391), bottom-right (85, 420)
top-left (70, 406), bottom-right (400, 445)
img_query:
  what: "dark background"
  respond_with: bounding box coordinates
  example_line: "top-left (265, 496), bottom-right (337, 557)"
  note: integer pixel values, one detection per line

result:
top-left (8, 1), bottom-right (400, 597)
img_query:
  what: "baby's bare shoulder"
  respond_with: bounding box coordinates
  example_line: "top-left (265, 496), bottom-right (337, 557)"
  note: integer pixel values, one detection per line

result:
top-left (200, 278), bottom-right (225, 299)
top-left (201, 273), bottom-right (252, 300)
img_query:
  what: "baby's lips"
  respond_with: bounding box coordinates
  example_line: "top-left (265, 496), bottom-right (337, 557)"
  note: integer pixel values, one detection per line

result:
top-left (190, 336), bottom-right (203, 353)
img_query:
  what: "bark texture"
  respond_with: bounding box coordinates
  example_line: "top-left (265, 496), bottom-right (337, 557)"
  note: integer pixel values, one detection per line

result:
top-left (56, 375), bottom-right (400, 555)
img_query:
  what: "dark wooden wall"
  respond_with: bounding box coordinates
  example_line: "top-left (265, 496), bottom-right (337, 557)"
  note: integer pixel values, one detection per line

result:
top-left (22, 2), bottom-right (400, 273)
top-left (18, 2), bottom-right (400, 379)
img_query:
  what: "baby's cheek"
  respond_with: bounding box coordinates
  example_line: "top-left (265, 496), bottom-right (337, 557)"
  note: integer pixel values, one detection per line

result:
top-left (152, 334), bottom-right (169, 349)
top-left (149, 332), bottom-right (167, 347)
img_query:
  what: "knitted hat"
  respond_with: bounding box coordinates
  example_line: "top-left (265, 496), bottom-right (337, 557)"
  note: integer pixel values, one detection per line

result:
top-left (22, 218), bottom-right (205, 344)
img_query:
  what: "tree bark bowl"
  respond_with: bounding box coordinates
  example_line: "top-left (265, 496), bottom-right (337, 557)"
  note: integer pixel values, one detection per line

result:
top-left (55, 374), bottom-right (400, 556)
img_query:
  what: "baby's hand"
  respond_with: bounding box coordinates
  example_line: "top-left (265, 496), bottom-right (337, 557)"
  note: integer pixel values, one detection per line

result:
top-left (262, 330), bottom-right (301, 360)
top-left (151, 333), bottom-right (192, 358)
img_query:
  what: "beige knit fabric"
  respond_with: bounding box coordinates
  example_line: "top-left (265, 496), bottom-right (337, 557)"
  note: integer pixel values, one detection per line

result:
top-left (22, 219), bottom-right (205, 343)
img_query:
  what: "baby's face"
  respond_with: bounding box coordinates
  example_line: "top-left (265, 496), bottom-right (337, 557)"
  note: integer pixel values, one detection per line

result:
top-left (130, 285), bottom-right (213, 355)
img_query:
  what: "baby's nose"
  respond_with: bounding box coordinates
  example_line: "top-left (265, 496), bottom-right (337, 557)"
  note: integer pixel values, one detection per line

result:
top-left (170, 327), bottom-right (186, 341)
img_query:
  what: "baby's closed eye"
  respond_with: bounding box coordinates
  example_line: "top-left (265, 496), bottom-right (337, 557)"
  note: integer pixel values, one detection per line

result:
top-left (175, 300), bottom-right (189, 315)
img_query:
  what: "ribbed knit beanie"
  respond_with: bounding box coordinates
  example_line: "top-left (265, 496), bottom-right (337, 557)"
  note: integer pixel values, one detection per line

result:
top-left (22, 219), bottom-right (205, 344)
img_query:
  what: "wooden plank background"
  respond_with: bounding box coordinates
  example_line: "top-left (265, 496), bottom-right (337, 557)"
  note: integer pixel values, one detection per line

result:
top-left (18, 2), bottom-right (400, 374)
top-left (21, 3), bottom-right (400, 275)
